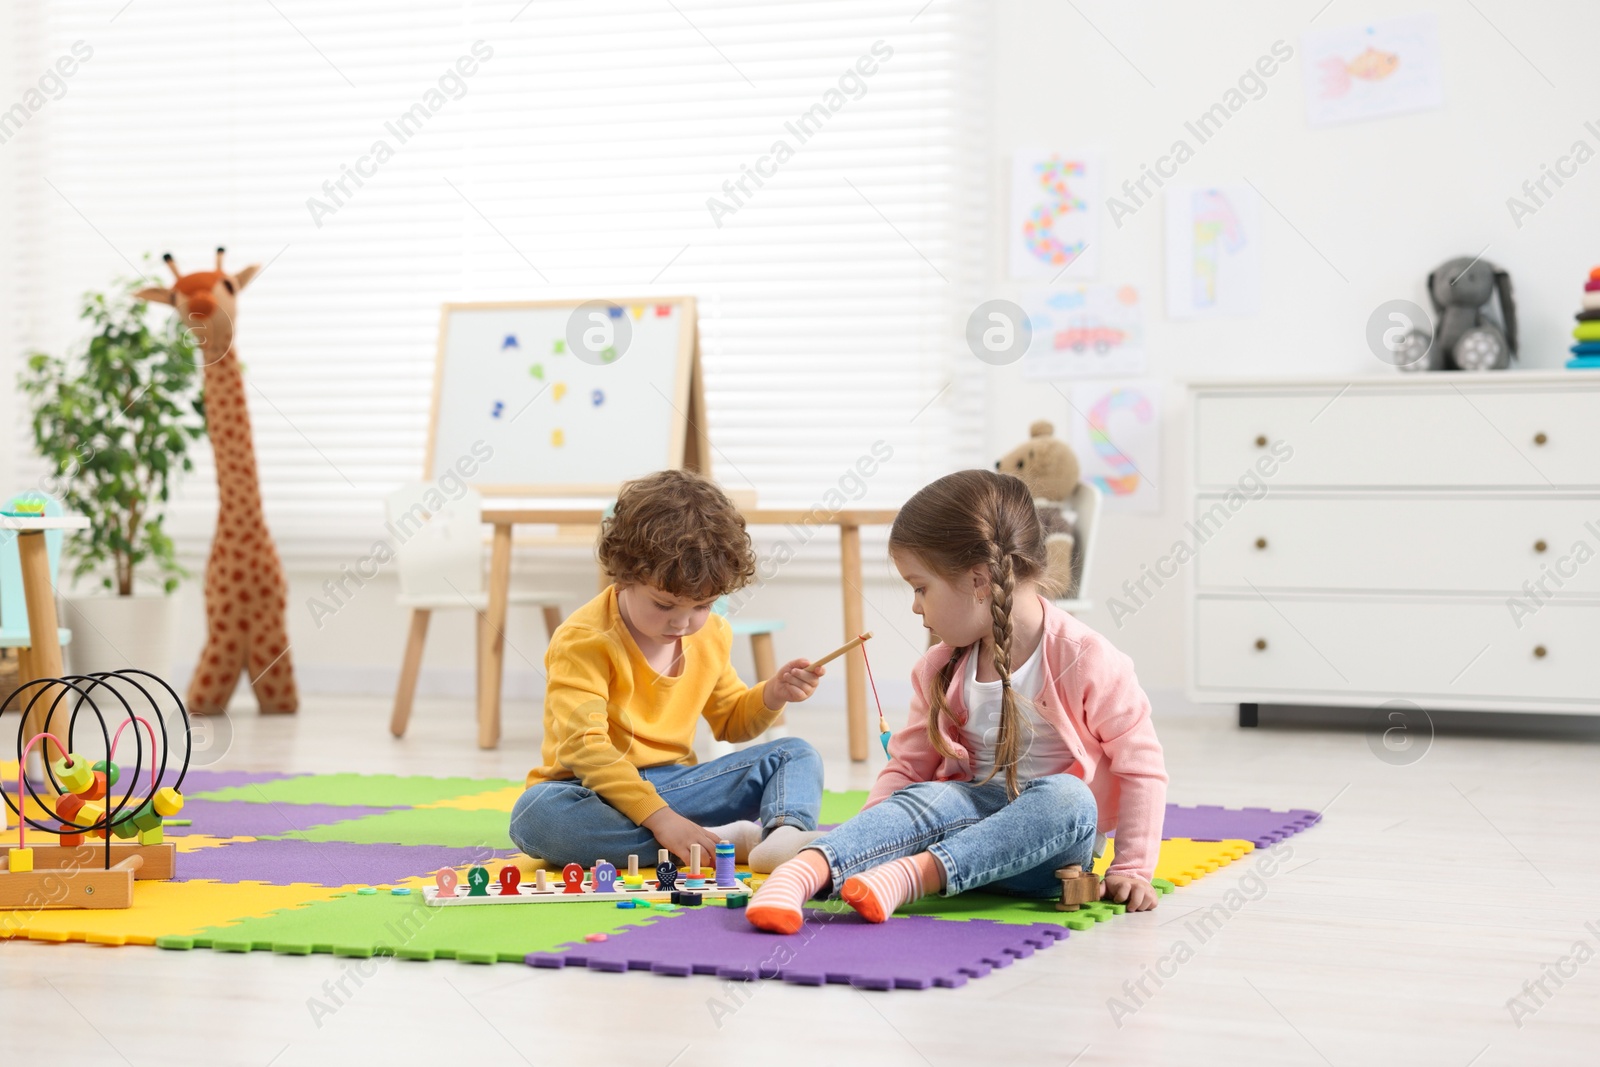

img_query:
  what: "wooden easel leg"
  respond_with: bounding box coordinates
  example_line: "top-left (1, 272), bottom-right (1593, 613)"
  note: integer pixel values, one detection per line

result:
top-left (391, 609), bottom-right (431, 738)
top-left (477, 523), bottom-right (513, 750)
top-left (839, 524), bottom-right (867, 762)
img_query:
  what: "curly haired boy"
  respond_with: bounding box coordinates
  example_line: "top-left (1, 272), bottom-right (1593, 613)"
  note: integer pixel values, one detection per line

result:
top-left (510, 469), bottom-right (827, 873)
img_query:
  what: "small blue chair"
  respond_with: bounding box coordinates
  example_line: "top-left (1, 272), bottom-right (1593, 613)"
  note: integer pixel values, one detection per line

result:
top-left (714, 595), bottom-right (784, 690)
top-left (711, 596), bottom-right (787, 752)
top-left (0, 491), bottom-right (74, 679)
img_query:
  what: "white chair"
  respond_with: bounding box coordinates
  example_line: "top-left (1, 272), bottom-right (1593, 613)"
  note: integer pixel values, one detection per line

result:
top-left (1052, 481), bottom-right (1102, 614)
top-left (386, 484), bottom-right (566, 739)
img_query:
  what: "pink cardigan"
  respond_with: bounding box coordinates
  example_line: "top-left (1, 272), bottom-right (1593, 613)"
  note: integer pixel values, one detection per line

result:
top-left (865, 596), bottom-right (1168, 882)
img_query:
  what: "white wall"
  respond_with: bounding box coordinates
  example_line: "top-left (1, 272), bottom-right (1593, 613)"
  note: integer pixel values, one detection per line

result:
top-left (0, 4), bottom-right (18, 500)
top-left (26, 2), bottom-right (1600, 712)
top-left (983, 0), bottom-right (1600, 690)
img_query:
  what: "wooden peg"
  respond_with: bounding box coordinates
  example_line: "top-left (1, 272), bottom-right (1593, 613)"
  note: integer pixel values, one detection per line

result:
top-left (1054, 864), bottom-right (1100, 912)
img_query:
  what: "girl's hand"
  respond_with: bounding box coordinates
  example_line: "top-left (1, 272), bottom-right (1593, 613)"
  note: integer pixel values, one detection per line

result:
top-left (640, 808), bottom-right (722, 868)
top-left (763, 659), bottom-right (824, 710)
top-left (1102, 873), bottom-right (1160, 912)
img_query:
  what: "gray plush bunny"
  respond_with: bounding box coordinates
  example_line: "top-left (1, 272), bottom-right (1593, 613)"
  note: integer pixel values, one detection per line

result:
top-left (1398, 256), bottom-right (1518, 371)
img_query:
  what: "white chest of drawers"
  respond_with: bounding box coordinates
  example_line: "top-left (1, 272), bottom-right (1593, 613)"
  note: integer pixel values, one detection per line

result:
top-left (1186, 372), bottom-right (1600, 724)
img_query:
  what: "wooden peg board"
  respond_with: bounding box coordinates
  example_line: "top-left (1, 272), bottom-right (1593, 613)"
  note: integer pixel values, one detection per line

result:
top-left (423, 869), bottom-right (749, 908)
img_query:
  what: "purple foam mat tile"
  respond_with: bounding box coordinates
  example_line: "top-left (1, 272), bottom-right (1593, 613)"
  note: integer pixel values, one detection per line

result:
top-left (1156, 804), bottom-right (1322, 848)
top-left (172, 769), bottom-right (304, 791)
top-left (172, 839), bottom-right (517, 886)
top-left (161, 799), bottom-right (397, 838)
top-left (525, 903), bottom-right (1068, 990)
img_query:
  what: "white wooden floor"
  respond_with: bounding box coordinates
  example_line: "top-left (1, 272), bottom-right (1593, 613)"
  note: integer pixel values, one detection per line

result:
top-left (4, 694), bottom-right (1598, 1065)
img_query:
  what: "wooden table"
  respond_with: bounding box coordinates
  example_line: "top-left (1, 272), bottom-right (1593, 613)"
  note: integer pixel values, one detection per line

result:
top-left (2, 514), bottom-right (90, 760)
top-left (477, 503), bottom-right (898, 759)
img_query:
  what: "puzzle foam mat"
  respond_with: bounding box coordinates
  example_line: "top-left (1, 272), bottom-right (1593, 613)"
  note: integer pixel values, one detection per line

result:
top-left (529, 904), bottom-right (1070, 989)
top-left (1, 769), bottom-right (1321, 992)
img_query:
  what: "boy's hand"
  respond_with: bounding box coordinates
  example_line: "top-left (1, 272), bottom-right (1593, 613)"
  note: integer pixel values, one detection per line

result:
top-left (763, 659), bottom-right (824, 710)
top-left (1102, 873), bottom-right (1160, 912)
top-left (640, 807), bottom-right (722, 868)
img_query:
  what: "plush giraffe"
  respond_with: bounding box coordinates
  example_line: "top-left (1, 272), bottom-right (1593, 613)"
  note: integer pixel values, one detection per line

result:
top-left (135, 248), bottom-right (298, 715)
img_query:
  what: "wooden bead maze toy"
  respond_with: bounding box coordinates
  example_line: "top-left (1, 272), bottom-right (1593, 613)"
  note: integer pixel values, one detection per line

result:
top-left (1, 669), bottom-right (191, 909)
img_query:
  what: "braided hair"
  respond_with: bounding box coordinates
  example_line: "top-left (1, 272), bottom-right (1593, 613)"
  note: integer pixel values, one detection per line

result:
top-left (889, 469), bottom-right (1049, 798)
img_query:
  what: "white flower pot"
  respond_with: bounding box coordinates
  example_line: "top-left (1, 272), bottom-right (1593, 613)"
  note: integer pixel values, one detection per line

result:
top-left (62, 593), bottom-right (179, 678)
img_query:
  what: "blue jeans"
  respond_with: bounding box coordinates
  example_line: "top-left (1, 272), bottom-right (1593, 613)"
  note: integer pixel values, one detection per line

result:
top-left (508, 737), bottom-right (823, 867)
top-left (811, 773), bottom-right (1098, 899)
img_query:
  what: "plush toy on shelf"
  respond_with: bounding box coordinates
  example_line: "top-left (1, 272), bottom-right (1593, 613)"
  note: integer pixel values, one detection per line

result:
top-left (995, 420), bottom-right (1081, 599)
top-left (1396, 255), bottom-right (1518, 372)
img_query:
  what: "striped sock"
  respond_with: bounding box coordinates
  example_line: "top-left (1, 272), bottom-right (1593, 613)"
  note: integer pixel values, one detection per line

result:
top-left (746, 850), bottom-right (830, 935)
top-left (840, 856), bottom-right (930, 923)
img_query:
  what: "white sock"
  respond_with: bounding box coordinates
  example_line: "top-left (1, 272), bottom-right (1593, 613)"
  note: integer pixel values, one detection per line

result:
top-left (706, 820), bottom-right (763, 863)
top-left (749, 826), bottom-right (825, 874)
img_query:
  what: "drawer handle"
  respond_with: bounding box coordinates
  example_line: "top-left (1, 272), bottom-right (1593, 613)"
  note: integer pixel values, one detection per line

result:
top-left (1254, 435), bottom-right (1268, 448)
top-left (1534, 540), bottom-right (1548, 553)
top-left (1254, 638), bottom-right (1268, 651)
top-left (1254, 537), bottom-right (1268, 550)
top-left (1534, 645), bottom-right (1547, 659)
top-left (1533, 432), bottom-right (1548, 446)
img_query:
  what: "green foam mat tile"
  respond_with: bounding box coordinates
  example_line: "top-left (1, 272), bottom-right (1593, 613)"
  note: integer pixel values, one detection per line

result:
top-left (192, 773), bottom-right (520, 807)
top-left (896, 891), bottom-right (1070, 926)
top-left (899, 890), bottom-right (1125, 929)
top-left (261, 807), bottom-right (514, 849)
top-left (819, 789), bottom-right (868, 826)
top-left (175, 889), bottom-right (672, 963)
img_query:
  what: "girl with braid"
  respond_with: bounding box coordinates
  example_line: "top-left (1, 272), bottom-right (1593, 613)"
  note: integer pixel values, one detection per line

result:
top-left (748, 469), bottom-right (1167, 934)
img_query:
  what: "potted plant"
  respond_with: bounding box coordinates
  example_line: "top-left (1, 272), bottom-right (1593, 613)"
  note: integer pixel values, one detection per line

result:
top-left (18, 262), bottom-right (206, 675)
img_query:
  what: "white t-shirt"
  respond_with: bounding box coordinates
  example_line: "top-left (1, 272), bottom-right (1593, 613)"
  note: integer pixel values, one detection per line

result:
top-left (960, 642), bottom-right (1077, 784)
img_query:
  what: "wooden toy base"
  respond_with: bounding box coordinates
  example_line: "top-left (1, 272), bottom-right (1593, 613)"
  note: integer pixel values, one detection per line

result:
top-left (0, 853), bottom-right (144, 909)
top-left (424, 878), bottom-right (748, 907)
top-left (1, 843), bottom-right (175, 881)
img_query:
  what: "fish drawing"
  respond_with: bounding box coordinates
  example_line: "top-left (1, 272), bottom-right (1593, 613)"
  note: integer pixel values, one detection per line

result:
top-left (1319, 46), bottom-right (1399, 98)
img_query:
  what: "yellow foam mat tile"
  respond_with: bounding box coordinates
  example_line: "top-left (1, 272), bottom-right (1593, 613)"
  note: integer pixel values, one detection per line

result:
top-left (1, 793), bottom-right (65, 829)
top-left (172, 834), bottom-right (257, 853)
top-left (0, 879), bottom-right (348, 945)
top-left (1092, 837), bottom-right (1254, 886)
top-left (416, 785), bottom-right (523, 812)
top-left (2, 829), bottom-right (251, 852)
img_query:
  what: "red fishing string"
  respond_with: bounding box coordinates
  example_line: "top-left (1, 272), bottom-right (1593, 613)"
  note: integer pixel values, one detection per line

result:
top-left (857, 633), bottom-right (889, 734)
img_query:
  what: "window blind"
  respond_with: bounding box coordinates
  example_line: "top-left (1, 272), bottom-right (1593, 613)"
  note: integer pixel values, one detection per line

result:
top-left (7, 0), bottom-right (989, 566)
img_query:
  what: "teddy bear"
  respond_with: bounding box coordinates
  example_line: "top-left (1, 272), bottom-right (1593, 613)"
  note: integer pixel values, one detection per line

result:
top-left (995, 420), bottom-right (1081, 599)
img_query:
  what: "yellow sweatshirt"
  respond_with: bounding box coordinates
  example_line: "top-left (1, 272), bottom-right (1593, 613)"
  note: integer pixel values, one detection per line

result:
top-left (526, 585), bottom-right (777, 824)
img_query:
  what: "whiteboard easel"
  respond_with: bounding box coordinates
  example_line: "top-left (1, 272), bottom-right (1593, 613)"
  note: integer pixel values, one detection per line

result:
top-left (424, 296), bottom-right (709, 494)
